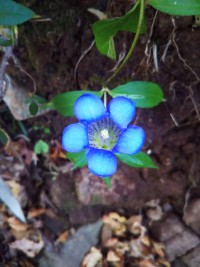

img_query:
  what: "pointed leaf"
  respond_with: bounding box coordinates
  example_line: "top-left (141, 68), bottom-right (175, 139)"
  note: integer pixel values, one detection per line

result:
top-left (103, 177), bottom-right (111, 188)
top-left (116, 152), bottom-right (158, 169)
top-left (107, 37), bottom-right (116, 60)
top-left (0, 128), bottom-right (9, 145)
top-left (109, 81), bottom-right (164, 108)
top-left (0, 0), bottom-right (35, 26)
top-left (147, 0), bottom-right (200, 16)
top-left (0, 177), bottom-right (26, 223)
top-left (67, 150), bottom-right (87, 169)
top-left (45, 90), bottom-right (103, 117)
top-left (92, 2), bottom-right (146, 59)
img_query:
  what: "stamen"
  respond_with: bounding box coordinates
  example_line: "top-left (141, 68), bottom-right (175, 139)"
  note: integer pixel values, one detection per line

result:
top-left (101, 129), bottom-right (109, 139)
top-left (88, 117), bottom-right (122, 150)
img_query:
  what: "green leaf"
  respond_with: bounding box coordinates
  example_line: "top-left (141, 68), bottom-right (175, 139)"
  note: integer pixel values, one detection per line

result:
top-left (92, 2), bottom-right (146, 59)
top-left (29, 101), bottom-right (38, 116)
top-left (34, 140), bottom-right (49, 155)
top-left (117, 152), bottom-right (158, 169)
top-left (44, 128), bottom-right (50, 134)
top-left (25, 95), bottom-right (47, 104)
top-left (147, 0), bottom-right (200, 16)
top-left (107, 37), bottom-right (116, 61)
top-left (46, 90), bottom-right (103, 117)
top-left (0, 177), bottom-right (26, 223)
top-left (109, 81), bottom-right (164, 108)
top-left (103, 177), bottom-right (111, 188)
top-left (0, 0), bottom-right (35, 26)
top-left (0, 37), bottom-right (12, 47)
top-left (0, 128), bottom-right (9, 145)
top-left (67, 150), bottom-right (87, 169)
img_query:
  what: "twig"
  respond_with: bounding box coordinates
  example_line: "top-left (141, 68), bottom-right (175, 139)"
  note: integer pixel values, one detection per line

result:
top-left (109, 42), bottom-right (127, 72)
top-left (0, 46), bottom-right (13, 98)
top-left (161, 39), bottom-right (171, 62)
top-left (164, 101), bottom-right (179, 127)
top-left (182, 83), bottom-right (200, 120)
top-left (11, 54), bottom-right (37, 94)
top-left (133, 108), bottom-right (142, 125)
top-left (144, 10), bottom-right (158, 65)
top-left (74, 40), bottom-right (95, 89)
top-left (152, 42), bottom-right (159, 72)
top-left (171, 17), bottom-right (200, 82)
top-left (103, 89), bottom-right (107, 107)
top-left (169, 80), bottom-right (177, 101)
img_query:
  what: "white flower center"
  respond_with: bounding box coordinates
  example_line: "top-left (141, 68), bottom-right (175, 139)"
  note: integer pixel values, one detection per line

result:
top-left (101, 129), bottom-right (109, 139)
top-left (88, 117), bottom-right (122, 150)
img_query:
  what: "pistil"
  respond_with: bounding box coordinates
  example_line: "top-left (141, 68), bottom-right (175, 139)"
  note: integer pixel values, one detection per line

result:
top-left (101, 129), bottom-right (109, 139)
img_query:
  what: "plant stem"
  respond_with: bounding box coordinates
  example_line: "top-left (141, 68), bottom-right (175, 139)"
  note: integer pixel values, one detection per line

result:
top-left (104, 89), bottom-right (107, 107)
top-left (106, 0), bottom-right (145, 83)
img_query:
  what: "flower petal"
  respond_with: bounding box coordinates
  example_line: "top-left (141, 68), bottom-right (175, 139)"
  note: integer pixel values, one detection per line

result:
top-left (62, 123), bottom-right (88, 153)
top-left (113, 126), bottom-right (145, 154)
top-left (87, 148), bottom-right (117, 177)
top-left (74, 94), bottom-right (106, 123)
top-left (108, 96), bottom-right (136, 128)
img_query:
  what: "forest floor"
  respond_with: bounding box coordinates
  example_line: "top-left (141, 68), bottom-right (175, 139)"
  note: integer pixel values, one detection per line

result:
top-left (0, 0), bottom-right (200, 266)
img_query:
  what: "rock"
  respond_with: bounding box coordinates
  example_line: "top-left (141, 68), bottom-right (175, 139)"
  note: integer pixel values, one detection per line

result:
top-left (165, 229), bottom-right (200, 262)
top-left (75, 167), bottom-right (127, 206)
top-left (39, 220), bottom-right (103, 267)
top-left (183, 198), bottom-right (200, 235)
top-left (181, 245), bottom-right (200, 267)
top-left (49, 174), bottom-right (78, 212)
top-left (150, 214), bottom-right (200, 261)
top-left (69, 206), bottom-right (102, 225)
top-left (173, 259), bottom-right (189, 267)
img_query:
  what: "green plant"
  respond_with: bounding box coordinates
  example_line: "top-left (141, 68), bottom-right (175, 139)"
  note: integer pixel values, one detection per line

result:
top-left (0, 0), bottom-right (36, 46)
top-left (34, 139), bottom-right (49, 155)
top-left (1, 0), bottom-right (200, 188)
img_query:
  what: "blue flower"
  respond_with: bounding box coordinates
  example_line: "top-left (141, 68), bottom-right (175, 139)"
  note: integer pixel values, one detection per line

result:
top-left (62, 94), bottom-right (145, 177)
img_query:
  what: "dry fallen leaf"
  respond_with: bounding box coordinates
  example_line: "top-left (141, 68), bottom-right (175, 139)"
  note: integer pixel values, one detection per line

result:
top-left (82, 247), bottom-right (103, 267)
top-left (6, 180), bottom-right (21, 198)
top-left (5, 139), bottom-right (34, 165)
top-left (140, 236), bottom-right (151, 248)
top-left (146, 206), bottom-right (163, 222)
top-left (106, 213), bottom-right (126, 224)
top-left (55, 230), bottom-right (69, 244)
top-left (50, 141), bottom-right (66, 160)
top-left (102, 213), bottom-right (126, 237)
top-left (145, 199), bottom-right (160, 208)
top-left (158, 259), bottom-right (171, 267)
top-left (145, 199), bottom-right (163, 222)
top-left (114, 241), bottom-right (130, 256)
top-left (126, 215), bottom-right (147, 237)
top-left (107, 250), bottom-right (123, 267)
top-left (152, 241), bottom-right (165, 258)
top-left (87, 8), bottom-right (107, 20)
top-left (83, 212), bottom-right (169, 267)
top-left (9, 236), bottom-right (44, 258)
top-left (7, 217), bottom-right (29, 231)
top-left (129, 238), bottom-right (151, 259)
top-left (27, 208), bottom-right (46, 219)
top-left (103, 238), bottom-right (119, 249)
top-left (138, 259), bottom-right (158, 267)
